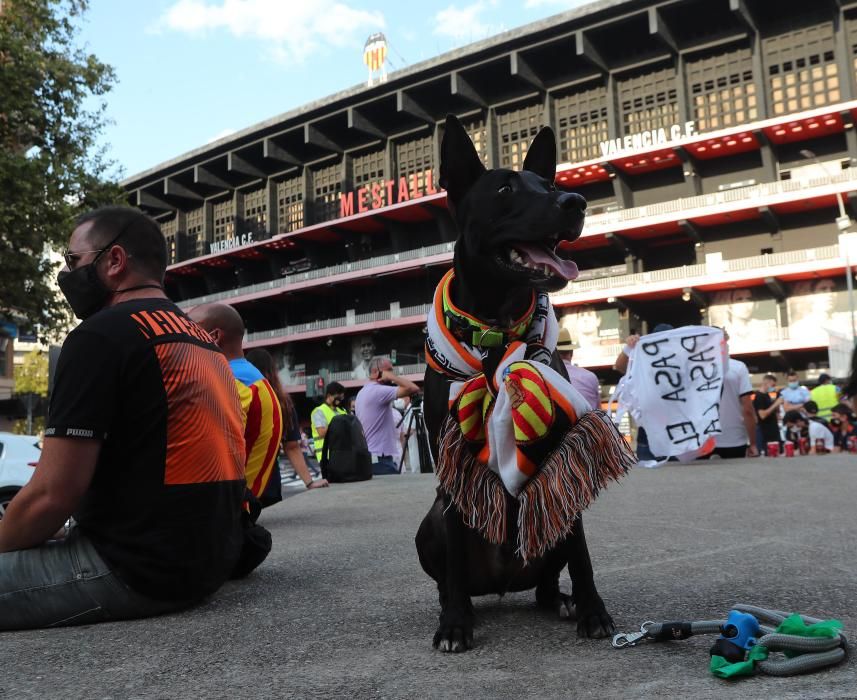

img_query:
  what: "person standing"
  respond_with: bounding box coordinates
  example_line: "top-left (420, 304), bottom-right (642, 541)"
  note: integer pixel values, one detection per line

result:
top-left (713, 332), bottom-right (758, 458)
top-left (556, 327), bottom-right (600, 410)
top-left (246, 348), bottom-right (328, 491)
top-left (189, 303), bottom-right (284, 506)
top-left (355, 357), bottom-right (419, 475)
top-left (753, 374), bottom-right (784, 455)
top-left (0, 206), bottom-right (247, 630)
top-left (781, 371), bottom-right (811, 412)
top-left (310, 382), bottom-right (346, 463)
top-left (810, 373), bottom-right (839, 420)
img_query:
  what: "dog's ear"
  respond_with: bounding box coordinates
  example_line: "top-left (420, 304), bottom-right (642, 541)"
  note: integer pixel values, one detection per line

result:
top-left (523, 127), bottom-right (557, 181)
top-left (440, 114), bottom-right (486, 203)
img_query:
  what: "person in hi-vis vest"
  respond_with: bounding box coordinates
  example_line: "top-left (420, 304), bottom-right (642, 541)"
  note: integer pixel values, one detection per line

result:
top-left (311, 382), bottom-right (347, 462)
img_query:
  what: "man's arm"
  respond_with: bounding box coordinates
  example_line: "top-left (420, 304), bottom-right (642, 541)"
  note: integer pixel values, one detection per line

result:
top-left (740, 394), bottom-right (759, 456)
top-left (756, 395), bottom-right (783, 421)
top-left (283, 440), bottom-right (328, 489)
top-left (380, 370), bottom-right (420, 398)
top-left (613, 334), bottom-right (640, 375)
top-left (0, 437), bottom-right (99, 552)
top-left (311, 407), bottom-right (329, 439)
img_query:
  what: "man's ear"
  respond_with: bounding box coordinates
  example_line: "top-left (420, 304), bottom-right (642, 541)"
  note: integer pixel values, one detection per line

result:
top-left (439, 114), bottom-right (486, 205)
top-left (522, 126), bottom-right (557, 181)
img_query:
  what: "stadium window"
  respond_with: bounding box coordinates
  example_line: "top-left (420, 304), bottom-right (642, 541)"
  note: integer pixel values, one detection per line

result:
top-left (186, 206), bottom-right (205, 257)
top-left (497, 103), bottom-right (543, 169)
top-left (764, 23), bottom-right (839, 116)
top-left (395, 134), bottom-right (433, 195)
top-left (243, 187), bottom-right (267, 235)
top-left (212, 198), bottom-right (234, 243)
top-left (312, 162), bottom-right (342, 223)
top-left (618, 66), bottom-right (679, 137)
top-left (554, 85), bottom-right (609, 163)
top-left (159, 216), bottom-right (178, 265)
top-left (687, 46), bottom-right (756, 133)
top-left (277, 176), bottom-right (304, 233)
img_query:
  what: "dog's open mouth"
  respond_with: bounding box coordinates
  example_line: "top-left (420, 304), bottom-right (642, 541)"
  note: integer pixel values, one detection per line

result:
top-left (503, 237), bottom-right (579, 281)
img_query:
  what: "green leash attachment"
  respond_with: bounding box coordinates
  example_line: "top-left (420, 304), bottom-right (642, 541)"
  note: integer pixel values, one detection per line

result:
top-left (613, 604), bottom-right (848, 679)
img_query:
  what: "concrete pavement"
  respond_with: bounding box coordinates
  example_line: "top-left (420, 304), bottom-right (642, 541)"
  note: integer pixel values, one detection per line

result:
top-left (2, 455), bottom-right (856, 699)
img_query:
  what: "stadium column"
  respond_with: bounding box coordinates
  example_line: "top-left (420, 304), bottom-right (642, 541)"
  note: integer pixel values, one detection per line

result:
top-left (302, 167), bottom-right (313, 226)
top-left (266, 177), bottom-right (279, 237)
top-left (342, 152), bottom-right (353, 203)
top-left (833, 7), bottom-right (855, 102)
top-left (485, 106), bottom-right (498, 170)
top-left (233, 188), bottom-right (244, 240)
top-left (203, 199), bottom-right (214, 255)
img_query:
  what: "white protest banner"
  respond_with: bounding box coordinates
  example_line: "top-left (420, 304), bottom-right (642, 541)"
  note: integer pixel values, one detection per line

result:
top-left (612, 326), bottom-right (727, 465)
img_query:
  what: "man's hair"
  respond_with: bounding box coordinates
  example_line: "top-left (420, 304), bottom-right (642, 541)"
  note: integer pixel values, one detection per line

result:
top-left (368, 356), bottom-right (388, 379)
top-left (75, 206), bottom-right (167, 282)
top-left (831, 403), bottom-right (854, 419)
top-left (804, 401), bottom-right (819, 414)
top-left (763, 373), bottom-right (777, 383)
top-left (787, 371), bottom-right (798, 378)
top-left (818, 373), bottom-right (832, 384)
top-left (190, 303), bottom-right (245, 344)
top-left (783, 410), bottom-right (804, 424)
top-left (325, 381), bottom-right (345, 397)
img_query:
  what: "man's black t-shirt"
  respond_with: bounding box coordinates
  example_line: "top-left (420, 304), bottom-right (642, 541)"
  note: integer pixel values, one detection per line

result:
top-left (752, 391), bottom-right (780, 443)
top-left (47, 298), bottom-right (247, 600)
top-left (833, 423), bottom-right (857, 450)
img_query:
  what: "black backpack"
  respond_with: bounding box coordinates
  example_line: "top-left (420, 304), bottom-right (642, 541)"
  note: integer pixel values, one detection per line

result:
top-left (320, 414), bottom-right (373, 483)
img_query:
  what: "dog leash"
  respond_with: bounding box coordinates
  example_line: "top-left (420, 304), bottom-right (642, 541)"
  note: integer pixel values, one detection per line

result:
top-left (611, 604), bottom-right (848, 678)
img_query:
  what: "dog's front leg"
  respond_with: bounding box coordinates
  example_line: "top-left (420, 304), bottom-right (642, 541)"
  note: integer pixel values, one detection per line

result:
top-left (433, 494), bottom-right (474, 652)
top-left (565, 514), bottom-right (614, 638)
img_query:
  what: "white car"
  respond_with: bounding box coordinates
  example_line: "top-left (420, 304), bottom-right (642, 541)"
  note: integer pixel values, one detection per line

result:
top-left (0, 433), bottom-right (40, 519)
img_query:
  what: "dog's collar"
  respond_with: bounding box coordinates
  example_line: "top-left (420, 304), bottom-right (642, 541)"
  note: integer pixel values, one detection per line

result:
top-left (440, 270), bottom-right (535, 349)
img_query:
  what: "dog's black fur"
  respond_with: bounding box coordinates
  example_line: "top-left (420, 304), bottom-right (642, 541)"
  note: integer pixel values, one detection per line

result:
top-left (415, 115), bottom-right (614, 653)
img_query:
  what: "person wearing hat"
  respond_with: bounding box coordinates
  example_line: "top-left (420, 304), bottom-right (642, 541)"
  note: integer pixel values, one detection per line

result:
top-left (557, 327), bottom-right (601, 410)
top-left (810, 373), bottom-right (839, 420)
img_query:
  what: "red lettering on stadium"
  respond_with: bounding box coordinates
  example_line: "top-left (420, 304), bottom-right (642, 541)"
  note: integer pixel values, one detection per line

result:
top-left (339, 169), bottom-right (438, 217)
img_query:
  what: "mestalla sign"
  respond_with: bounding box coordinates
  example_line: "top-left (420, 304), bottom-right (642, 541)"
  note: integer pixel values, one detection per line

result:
top-left (339, 169), bottom-right (439, 217)
top-left (599, 121), bottom-right (696, 157)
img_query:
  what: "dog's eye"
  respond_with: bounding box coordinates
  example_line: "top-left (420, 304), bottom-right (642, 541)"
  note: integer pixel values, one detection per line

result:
top-left (498, 184), bottom-right (512, 194)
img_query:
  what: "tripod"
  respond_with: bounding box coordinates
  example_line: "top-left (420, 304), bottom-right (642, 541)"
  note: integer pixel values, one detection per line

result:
top-left (397, 399), bottom-right (435, 474)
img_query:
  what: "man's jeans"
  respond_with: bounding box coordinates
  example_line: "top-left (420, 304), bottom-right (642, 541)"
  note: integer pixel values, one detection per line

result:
top-left (371, 455), bottom-right (399, 475)
top-left (0, 528), bottom-right (191, 631)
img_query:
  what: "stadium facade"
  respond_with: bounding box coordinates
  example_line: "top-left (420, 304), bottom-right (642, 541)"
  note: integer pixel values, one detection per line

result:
top-left (122, 0), bottom-right (857, 410)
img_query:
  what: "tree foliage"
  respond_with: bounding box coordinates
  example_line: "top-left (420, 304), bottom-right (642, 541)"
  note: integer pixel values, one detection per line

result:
top-left (14, 348), bottom-right (48, 395)
top-left (0, 0), bottom-right (126, 338)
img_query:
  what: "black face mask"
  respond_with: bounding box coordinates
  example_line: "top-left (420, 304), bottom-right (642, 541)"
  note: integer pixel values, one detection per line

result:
top-left (333, 397), bottom-right (344, 407)
top-left (58, 227), bottom-right (162, 320)
top-left (57, 261), bottom-right (113, 320)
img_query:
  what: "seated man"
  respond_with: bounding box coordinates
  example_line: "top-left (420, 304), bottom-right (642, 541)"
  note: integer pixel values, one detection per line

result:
top-left (188, 303), bottom-right (284, 507)
top-left (783, 410), bottom-right (834, 454)
top-left (0, 207), bottom-right (246, 630)
top-left (830, 403), bottom-right (857, 453)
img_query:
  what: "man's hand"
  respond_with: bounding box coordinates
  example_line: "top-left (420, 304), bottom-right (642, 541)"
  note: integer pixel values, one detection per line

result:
top-left (308, 478), bottom-right (330, 489)
top-left (625, 334), bottom-right (641, 349)
top-left (746, 445), bottom-right (760, 457)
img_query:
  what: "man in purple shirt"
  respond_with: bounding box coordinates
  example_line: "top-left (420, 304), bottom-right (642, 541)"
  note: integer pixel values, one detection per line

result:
top-left (355, 356), bottom-right (420, 475)
top-left (557, 328), bottom-right (601, 410)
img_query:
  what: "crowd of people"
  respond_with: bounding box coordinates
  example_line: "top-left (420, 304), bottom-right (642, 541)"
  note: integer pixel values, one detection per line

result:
top-left (612, 325), bottom-right (857, 460)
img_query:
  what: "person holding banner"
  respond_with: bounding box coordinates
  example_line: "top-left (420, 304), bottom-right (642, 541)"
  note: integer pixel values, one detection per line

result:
top-left (712, 350), bottom-right (759, 458)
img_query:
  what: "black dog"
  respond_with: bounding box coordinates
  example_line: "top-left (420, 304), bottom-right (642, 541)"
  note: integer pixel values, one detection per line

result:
top-left (415, 115), bottom-right (615, 653)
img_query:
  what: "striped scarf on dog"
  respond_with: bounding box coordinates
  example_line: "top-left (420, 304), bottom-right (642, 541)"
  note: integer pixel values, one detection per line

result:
top-left (425, 270), bottom-right (636, 561)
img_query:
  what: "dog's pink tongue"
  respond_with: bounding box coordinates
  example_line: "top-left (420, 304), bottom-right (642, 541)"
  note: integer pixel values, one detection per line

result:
top-left (517, 244), bottom-right (579, 280)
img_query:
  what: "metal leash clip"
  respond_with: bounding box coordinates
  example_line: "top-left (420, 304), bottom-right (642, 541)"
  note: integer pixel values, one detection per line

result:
top-left (612, 621), bottom-right (656, 648)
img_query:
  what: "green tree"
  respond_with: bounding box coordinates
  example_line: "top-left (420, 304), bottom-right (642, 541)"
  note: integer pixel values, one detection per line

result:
top-left (14, 348), bottom-right (48, 396)
top-left (0, 0), bottom-right (126, 339)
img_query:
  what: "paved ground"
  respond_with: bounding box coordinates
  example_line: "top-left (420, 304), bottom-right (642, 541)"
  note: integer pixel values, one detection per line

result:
top-left (2, 455), bottom-right (855, 699)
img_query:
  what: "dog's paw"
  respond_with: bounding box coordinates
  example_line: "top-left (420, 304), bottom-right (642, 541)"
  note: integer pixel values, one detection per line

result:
top-left (433, 618), bottom-right (474, 653)
top-left (575, 597), bottom-right (615, 639)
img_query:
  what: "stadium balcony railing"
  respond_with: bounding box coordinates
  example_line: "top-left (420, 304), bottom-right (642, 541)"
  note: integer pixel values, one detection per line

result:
top-left (175, 169), bottom-right (857, 310)
top-left (242, 242), bottom-right (843, 349)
